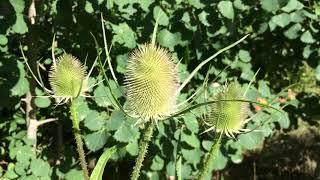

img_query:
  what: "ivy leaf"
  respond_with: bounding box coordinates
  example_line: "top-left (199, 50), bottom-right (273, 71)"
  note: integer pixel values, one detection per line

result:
top-left (282, 0), bottom-right (304, 12)
top-left (261, 0), bottom-right (279, 12)
top-left (218, 1), bottom-right (234, 20)
top-left (153, 6), bottom-right (169, 26)
top-left (84, 130), bottom-right (109, 152)
top-left (300, 30), bottom-right (315, 44)
top-left (271, 13), bottom-right (291, 28)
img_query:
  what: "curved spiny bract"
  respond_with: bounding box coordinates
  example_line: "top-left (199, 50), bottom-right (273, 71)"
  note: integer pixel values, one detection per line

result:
top-left (49, 53), bottom-right (87, 102)
top-left (205, 83), bottom-right (249, 138)
top-left (124, 43), bottom-right (179, 122)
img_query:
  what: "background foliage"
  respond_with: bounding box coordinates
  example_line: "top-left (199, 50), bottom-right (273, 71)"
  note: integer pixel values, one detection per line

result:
top-left (1, 0), bottom-right (320, 179)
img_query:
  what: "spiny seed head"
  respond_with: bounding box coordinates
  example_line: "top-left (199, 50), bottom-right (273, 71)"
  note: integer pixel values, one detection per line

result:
top-left (49, 53), bottom-right (87, 102)
top-left (124, 43), bottom-right (179, 122)
top-left (205, 83), bottom-right (249, 138)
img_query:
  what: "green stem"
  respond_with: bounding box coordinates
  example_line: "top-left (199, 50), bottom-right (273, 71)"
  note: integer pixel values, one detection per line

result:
top-left (131, 121), bottom-right (154, 180)
top-left (198, 133), bottom-right (223, 180)
top-left (70, 99), bottom-right (89, 180)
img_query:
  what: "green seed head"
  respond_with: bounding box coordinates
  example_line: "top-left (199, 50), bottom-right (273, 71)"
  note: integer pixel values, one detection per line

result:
top-left (49, 54), bottom-right (87, 101)
top-left (125, 43), bottom-right (179, 122)
top-left (205, 83), bottom-right (249, 137)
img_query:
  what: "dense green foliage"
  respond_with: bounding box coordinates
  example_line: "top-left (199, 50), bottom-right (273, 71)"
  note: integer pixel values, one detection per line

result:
top-left (1, 0), bottom-right (320, 179)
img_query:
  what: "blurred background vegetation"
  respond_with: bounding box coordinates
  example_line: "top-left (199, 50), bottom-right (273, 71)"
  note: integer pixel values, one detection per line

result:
top-left (0, 0), bottom-right (320, 179)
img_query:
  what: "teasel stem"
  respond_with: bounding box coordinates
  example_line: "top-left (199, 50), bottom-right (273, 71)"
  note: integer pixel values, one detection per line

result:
top-left (131, 121), bottom-right (154, 180)
top-left (198, 132), bottom-right (223, 180)
top-left (70, 99), bottom-right (89, 180)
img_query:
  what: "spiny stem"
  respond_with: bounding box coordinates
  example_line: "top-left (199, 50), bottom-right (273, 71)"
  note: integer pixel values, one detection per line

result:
top-left (131, 121), bottom-right (154, 180)
top-left (198, 133), bottom-right (223, 180)
top-left (70, 99), bottom-right (89, 180)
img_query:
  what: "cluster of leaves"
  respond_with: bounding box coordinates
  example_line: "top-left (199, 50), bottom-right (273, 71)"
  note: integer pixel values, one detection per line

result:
top-left (1, 0), bottom-right (319, 179)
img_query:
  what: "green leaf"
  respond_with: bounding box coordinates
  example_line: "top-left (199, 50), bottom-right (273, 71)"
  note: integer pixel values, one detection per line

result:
top-left (153, 6), bottom-right (169, 26)
top-left (94, 80), bottom-right (121, 107)
top-left (111, 23), bottom-right (136, 49)
top-left (150, 155), bottom-right (164, 171)
top-left (188, 0), bottom-right (205, 9)
top-left (181, 131), bottom-right (200, 148)
top-left (181, 148), bottom-right (201, 166)
top-left (3, 163), bottom-right (18, 179)
top-left (11, 145), bottom-right (35, 163)
top-left (218, 1), bottom-right (234, 20)
top-left (34, 97), bottom-right (51, 108)
top-left (157, 29), bottom-right (182, 51)
top-left (258, 80), bottom-right (271, 97)
top-left (261, 0), bottom-right (279, 12)
top-left (238, 50), bottom-right (251, 62)
top-left (126, 140), bottom-right (139, 156)
top-left (11, 15), bottom-right (28, 34)
top-left (137, 0), bottom-right (153, 12)
top-left (85, 1), bottom-right (94, 13)
top-left (211, 149), bottom-right (228, 170)
top-left (282, 0), bottom-right (304, 12)
top-left (182, 113), bottom-right (199, 133)
top-left (9, 0), bottom-right (25, 13)
top-left (11, 61), bottom-right (29, 96)
top-left (64, 169), bottom-right (83, 180)
top-left (300, 30), bottom-right (315, 44)
top-left (106, 110), bottom-right (125, 131)
top-left (113, 120), bottom-right (139, 143)
top-left (84, 111), bottom-right (106, 131)
top-left (284, 23), bottom-right (301, 39)
top-left (116, 54), bottom-right (128, 74)
top-left (30, 159), bottom-right (52, 177)
top-left (90, 146), bottom-right (116, 180)
top-left (198, 11), bottom-right (210, 26)
top-left (271, 13), bottom-right (291, 28)
top-left (0, 35), bottom-right (8, 45)
top-left (315, 65), bottom-right (320, 81)
top-left (84, 130), bottom-right (109, 152)
top-left (238, 131), bottom-right (264, 150)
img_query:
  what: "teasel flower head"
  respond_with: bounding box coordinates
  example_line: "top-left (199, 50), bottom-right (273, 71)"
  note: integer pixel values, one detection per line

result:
top-left (49, 53), bottom-right (87, 103)
top-left (204, 83), bottom-right (250, 138)
top-left (124, 43), bottom-right (179, 123)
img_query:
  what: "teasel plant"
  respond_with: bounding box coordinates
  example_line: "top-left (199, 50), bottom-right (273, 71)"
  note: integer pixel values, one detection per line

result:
top-left (193, 70), bottom-right (290, 179)
top-left (93, 13), bottom-right (253, 180)
top-left (21, 37), bottom-right (99, 180)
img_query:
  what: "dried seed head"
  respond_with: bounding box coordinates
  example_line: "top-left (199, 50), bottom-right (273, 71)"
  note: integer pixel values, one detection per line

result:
top-left (205, 83), bottom-right (249, 138)
top-left (49, 54), bottom-right (87, 102)
top-left (124, 43), bottom-right (179, 122)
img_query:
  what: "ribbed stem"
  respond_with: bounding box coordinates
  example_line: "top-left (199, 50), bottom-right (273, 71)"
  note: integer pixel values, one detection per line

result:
top-left (198, 133), bottom-right (222, 180)
top-left (131, 121), bottom-right (154, 180)
top-left (70, 99), bottom-right (89, 180)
